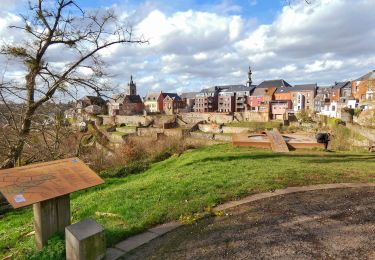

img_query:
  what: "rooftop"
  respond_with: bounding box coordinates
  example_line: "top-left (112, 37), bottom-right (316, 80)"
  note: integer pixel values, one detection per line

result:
top-left (257, 79), bottom-right (292, 89)
top-left (355, 70), bottom-right (375, 81)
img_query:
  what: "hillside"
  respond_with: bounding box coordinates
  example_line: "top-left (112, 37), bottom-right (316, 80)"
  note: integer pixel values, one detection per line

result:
top-left (1, 144), bottom-right (375, 258)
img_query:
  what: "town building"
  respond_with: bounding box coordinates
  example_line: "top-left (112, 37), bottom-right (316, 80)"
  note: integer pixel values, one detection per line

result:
top-left (108, 94), bottom-right (143, 116)
top-left (352, 70), bottom-right (375, 102)
top-left (108, 76), bottom-right (143, 116)
top-left (249, 80), bottom-right (291, 113)
top-left (320, 100), bottom-right (338, 118)
top-left (180, 92), bottom-right (198, 112)
top-left (270, 100), bottom-right (292, 120)
top-left (76, 96), bottom-right (106, 114)
top-left (328, 81), bottom-right (352, 102)
top-left (290, 84), bottom-right (317, 112)
top-left (163, 93), bottom-right (184, 115)
top-left (314, 86), bottom-right (331, 113)
top-left (194, 87), bottom-right (220, 113)
top-left (144, 92), bottom-right (161, 113)
top-left (218, 90), bottom-right (235, 113)
top-left (217, 85), bottom-right (255, 113)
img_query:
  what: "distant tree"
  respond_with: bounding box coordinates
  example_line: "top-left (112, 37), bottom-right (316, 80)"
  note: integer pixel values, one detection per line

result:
top-left (0, 0), bottom-right (146, 168)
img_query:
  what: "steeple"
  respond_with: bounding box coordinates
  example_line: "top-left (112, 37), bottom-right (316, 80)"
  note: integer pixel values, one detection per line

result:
top-left (126, 75), bottom-right (137, 95)
top-left (247, 66), bottom-right (253, 87)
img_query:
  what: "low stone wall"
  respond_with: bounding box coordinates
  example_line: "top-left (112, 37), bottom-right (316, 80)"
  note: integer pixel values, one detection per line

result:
top-left (153, 115), bottom-right (175, 127)
top-left (347, 123), bottom-right (375, 142)
top-left (180, 113), bottom-right (209, 124)
top-left (137, 127), bottom-right (164, 137)
top-left (100, 115), bottom-right (115, 125)
top-left (208, 113), bottom-right (234, 124)
top-left (222, 126), bottom-right (249, 134)
top-left (164, 129), bottom-right (188, 138)
top-left (355, 109), bottom-right (375, 127)
top-left (189, 131), bottom-right (231, 142)
top-left (239, 111), bottom-right (269, 122)
top-left (190, 132), bottom-right (214, 140)
top-left (214, 134), bottom-right (232, 142)
top-left (116, 115), bottom-right (148, 126)
top-left (115, 127), bottom-right (137, 134)
top-left (198, 124), bottom-right (222, 133)
top-left (180, 112), bottom-right (233, 124)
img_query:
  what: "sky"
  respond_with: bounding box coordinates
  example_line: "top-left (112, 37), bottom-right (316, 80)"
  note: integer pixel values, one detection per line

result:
top-left (0, 0), bottom-right (375, 98)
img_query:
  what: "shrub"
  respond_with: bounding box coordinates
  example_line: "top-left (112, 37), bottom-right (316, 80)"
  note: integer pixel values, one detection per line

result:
top-left (296, 109), bottom-right (313, 123)
top-left (27, 234), bottom-right (65, 260)
top-left (354, 107), bottom-right (362, 117)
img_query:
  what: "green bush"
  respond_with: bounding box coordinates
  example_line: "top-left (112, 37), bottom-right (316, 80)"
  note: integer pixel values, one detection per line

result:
top-left (354, 108), bottom-right (362, 117)
top-left (296, 109), bottom-right (313, 123)
top-left (28, 234), bottom-right (65, 260)
top-left (327, 117), bottom-right (345, 128)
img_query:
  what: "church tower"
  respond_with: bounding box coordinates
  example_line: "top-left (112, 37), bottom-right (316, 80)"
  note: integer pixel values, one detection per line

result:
top-left (247, 66), bottom-right (253, 87)
top-left (126, 75), bottom-right (137, 95)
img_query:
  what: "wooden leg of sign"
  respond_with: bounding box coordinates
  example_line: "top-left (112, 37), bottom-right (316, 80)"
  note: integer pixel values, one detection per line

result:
top-left (33, 194), bottom-right (71, 250)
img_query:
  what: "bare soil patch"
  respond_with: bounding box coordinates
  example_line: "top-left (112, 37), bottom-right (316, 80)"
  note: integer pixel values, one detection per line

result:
top-left (125, 187), bottom-right (375, 259)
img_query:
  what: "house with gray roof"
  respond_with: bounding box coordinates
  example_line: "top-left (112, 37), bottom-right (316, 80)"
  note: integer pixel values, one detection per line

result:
top-left (353, 70), bottom-right (375, 102)
top-left (181, 92), bottom-right (199, 112)
top-left (289, 84), bottom-right (317, 112)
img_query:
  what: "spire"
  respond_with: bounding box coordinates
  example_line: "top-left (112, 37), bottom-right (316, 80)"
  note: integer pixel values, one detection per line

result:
top-left (247, 66), bottom-right (252, 87)
top-left (126, 75), bottom-right (137, 95)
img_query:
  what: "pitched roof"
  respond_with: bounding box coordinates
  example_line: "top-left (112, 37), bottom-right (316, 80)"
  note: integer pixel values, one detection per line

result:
top-left (332, 81), bottom-right (351, 89)
top-left (109, 94), bottom-right (143, 104)
top-left (256, 79), bottom-right (292, 89)
top-left (125, 95), bottom-right (143, 103)
top-left (218, 84), bottom-right (256, 93)
top-left (180, 92), bottom-right (199, 99)
top-left (355, 70), bottom-right (375, 81)
top-left (144, 92), bottom-right (161, 101)
top-left (81, 95), bottom-right (106, 105)
top-left (199, 86), bottom-right (219, 93)
top-left (162, 93), bottom-right (182, 101)
top-left (290, 83), bottom-right (317, 92)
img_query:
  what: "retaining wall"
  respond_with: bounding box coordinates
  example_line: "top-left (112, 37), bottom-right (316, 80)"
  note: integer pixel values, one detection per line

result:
top-left (347, 123), bottom-right (375, 142)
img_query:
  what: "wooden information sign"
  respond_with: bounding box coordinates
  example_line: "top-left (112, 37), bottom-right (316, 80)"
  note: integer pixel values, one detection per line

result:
top-left (0, 157), bottom-right (104, 208)
top-left (0, 157), bottom-right (104, 249)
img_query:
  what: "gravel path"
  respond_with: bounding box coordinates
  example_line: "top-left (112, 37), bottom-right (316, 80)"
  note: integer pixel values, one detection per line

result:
top-left (125, 187), bottom-right (375, 259)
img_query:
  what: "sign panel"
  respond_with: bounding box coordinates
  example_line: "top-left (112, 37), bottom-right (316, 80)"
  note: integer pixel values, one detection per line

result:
top-left (0, 158), bottom-right (104, 208)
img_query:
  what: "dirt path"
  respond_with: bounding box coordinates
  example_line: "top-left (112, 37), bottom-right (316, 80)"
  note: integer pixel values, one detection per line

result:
top-left (125, 187), bottom-right (375, 259)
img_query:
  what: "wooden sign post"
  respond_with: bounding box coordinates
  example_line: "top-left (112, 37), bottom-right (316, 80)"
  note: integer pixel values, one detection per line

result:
top-left (0, 158), bottom-right (104, 250)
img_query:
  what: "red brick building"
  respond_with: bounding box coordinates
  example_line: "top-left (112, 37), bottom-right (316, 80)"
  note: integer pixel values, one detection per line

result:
top-left (194, 87), bottom-right (219, 112)
top-left (352, 71), bottom-right (375, 102)
top-left (163, 93), bottom-right (184, 115)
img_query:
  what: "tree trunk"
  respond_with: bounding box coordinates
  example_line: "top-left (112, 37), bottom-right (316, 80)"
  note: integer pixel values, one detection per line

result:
top-left (1, 71), bottom-right (37, 169)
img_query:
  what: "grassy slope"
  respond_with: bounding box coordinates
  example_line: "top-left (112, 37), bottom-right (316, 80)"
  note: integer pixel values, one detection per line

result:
top-left (1, 144), bottom-right (375, 257)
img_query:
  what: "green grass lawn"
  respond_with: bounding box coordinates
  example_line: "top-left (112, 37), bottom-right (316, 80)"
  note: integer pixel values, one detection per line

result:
top-left (1, 144), bottom-right (375, 258)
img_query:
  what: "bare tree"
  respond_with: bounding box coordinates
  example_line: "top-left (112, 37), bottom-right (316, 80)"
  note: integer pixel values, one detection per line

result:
top-left (0, 0), bottom-right (146, 168)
